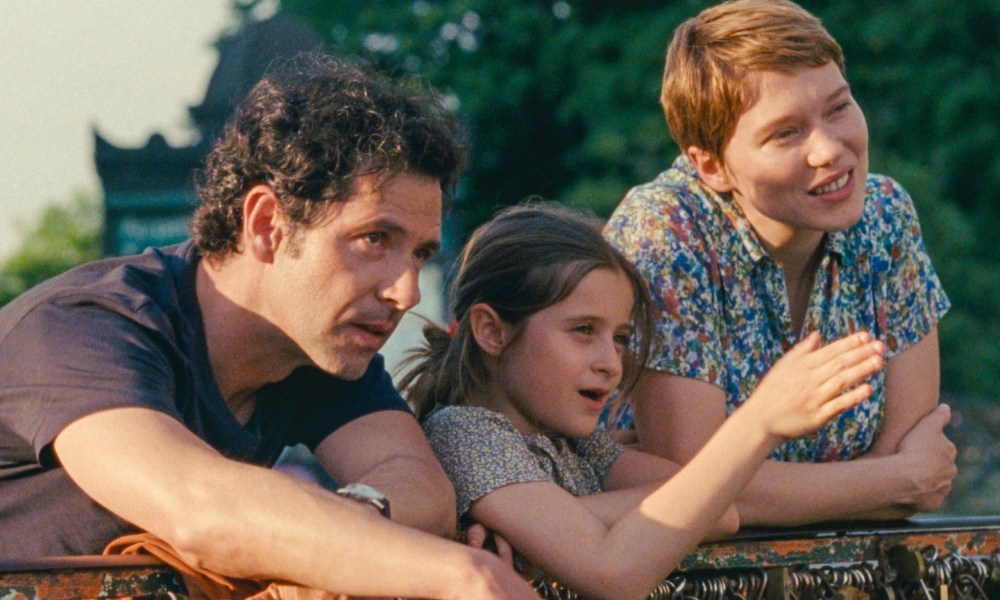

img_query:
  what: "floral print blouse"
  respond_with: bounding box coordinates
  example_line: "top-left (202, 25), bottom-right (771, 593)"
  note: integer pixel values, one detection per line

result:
top-left (422, 405), bottom-right (624, 520)
top-left (604, 156), bottom-right (950, 462)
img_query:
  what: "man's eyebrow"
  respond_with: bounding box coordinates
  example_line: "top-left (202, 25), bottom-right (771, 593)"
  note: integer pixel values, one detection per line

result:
top-left (418, 239), bottom-right (441, 255)
top-left (370, 218), bottom-right (441, 253)
top-left (369, 218), bottom-right (407, 235)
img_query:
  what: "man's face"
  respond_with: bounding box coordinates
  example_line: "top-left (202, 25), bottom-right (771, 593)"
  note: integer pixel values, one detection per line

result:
top-left (267, 172), bottom-right (442, 379)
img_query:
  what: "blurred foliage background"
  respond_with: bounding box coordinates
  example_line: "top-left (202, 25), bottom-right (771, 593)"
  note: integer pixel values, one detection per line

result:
top-left (263, 0), bottom-right (1000, 399)
top-left (1, 1), bottom-right (996, 453)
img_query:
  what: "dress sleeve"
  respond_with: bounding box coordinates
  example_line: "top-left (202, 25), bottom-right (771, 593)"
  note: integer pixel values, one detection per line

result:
top-left (568, 428), bottom-right (625, 486)
top-left (869, 176), bottom-right (951, 356)
top-left (604, 180), bottom-right (728, 387)
top-left (422, 407), bottom-right (550, 518)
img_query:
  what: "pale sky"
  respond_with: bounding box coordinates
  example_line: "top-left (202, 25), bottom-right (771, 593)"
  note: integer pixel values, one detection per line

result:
top-left (0, 1), bottom-right (441, 369)
top-left (0, 1), bottom-right (235, 259)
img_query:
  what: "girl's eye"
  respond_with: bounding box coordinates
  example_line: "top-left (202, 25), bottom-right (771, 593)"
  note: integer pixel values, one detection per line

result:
top-left (573, 324), bottom-right (594, 336)
top-left (831, 101), bottom-right (851, 114)
top-left (613, 333), bottom-right (631, 348)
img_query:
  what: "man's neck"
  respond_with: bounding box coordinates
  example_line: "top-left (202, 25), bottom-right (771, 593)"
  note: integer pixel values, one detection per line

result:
top-left (195, 257), bottom-right (303, 416)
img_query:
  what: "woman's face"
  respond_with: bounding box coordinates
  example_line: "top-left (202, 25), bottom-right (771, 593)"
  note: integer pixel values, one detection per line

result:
top-left (711, 62), bottom-right (869, 252)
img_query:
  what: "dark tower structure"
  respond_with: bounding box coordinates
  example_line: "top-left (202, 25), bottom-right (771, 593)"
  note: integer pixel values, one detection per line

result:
top-left (94, 15), bottom-right (323, 256)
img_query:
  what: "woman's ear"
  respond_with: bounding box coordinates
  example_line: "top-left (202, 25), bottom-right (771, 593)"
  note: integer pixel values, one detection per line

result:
top-left (468, 303), bottom-right (509, 357)
top-left (686, 146), bottom-right (735, 193)
top-left (242, 184), bottom-right (286, 263)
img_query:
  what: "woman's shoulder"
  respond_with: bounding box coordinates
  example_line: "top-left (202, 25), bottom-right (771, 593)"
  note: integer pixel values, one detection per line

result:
top-left (615, 156), bottom-right (716, 216)
top-left (864, 173), bottom-right (916, 215)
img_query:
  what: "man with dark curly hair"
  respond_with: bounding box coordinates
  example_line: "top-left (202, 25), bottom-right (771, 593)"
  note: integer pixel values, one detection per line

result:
top-left (0, 53), bottom-right (537, 599)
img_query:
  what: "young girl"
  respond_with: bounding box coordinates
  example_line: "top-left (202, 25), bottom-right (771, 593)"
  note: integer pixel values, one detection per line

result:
top-left (399, 204), bottom-right (885, 600)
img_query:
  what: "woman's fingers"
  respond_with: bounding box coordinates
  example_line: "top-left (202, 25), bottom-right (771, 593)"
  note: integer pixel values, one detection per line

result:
top-left (803, 334), bottom-right (885, 387)
top-left (805, 331), bottom-right (876, 366)
top-left (818, 383), bottom-right (874, 423)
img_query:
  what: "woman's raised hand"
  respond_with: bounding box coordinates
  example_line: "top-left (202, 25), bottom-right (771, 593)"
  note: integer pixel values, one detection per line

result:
top-left (746, 331), bottom-right (885, 439)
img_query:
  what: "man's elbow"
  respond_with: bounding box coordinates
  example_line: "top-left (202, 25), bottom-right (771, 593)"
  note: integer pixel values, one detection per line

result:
top-left (420, 469), bottom-right (458, 539)
top-left (383, 458), bottom-right (457, 538)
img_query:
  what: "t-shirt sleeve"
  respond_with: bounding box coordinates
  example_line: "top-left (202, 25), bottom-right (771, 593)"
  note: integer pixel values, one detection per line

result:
top-left (568, 427), bottom-right (625, 486)
top-left (604, 182), bottom-right (728, 387)
top-left (284, 354), bottom-right (412, 451)
top-left (422, 407), bottom-right (550, 518)
top-left (869, 177), bottom-right (951, 356)
top-left (0, 300), bottom-right (184, 466)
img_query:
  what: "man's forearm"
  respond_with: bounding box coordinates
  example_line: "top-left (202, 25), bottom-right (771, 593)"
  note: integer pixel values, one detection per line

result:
top-left (171, 460), bottom-right (513, 598)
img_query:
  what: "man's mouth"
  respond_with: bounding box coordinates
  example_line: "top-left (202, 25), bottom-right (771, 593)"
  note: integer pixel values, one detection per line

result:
top-left (351, 320), bottom-right (396, 346)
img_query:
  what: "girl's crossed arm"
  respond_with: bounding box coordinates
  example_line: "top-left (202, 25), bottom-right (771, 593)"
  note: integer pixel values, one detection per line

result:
top-left (462, 332), bottom-right (883, 600)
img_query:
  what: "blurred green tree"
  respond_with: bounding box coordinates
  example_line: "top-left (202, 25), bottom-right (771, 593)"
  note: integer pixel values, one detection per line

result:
top-left (0, 192), bottom-right (102, 307)
top-left (260, 0), bottom-right (998, 396)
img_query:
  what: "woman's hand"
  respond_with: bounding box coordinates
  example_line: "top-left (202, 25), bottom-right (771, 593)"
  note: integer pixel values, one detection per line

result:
top-left (746, 331), bottom-right (886, 439)
top-left (892, 404), bottom-right (957, 512)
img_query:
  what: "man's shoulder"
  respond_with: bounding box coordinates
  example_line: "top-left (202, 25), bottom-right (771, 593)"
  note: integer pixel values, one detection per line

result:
top-left (0, 241), bottom-right (199, 342)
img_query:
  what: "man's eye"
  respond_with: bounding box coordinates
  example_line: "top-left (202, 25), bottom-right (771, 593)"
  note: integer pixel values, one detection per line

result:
top-left (414, 247), bottom-right (435, 262)
top-left (364, 232), bottom-right (386, 245)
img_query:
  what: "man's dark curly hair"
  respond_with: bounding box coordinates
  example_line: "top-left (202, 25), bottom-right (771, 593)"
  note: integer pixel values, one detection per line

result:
top-left (192, 52), bottom-right (466, 259)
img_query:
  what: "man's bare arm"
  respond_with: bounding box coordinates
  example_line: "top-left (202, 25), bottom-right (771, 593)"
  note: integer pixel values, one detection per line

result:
top-left (54, 407), bottom-right (536, 599)
top-left (314, 409), bottom-right (457, 537)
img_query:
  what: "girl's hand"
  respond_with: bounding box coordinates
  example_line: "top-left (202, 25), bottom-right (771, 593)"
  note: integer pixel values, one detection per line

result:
top-left (746, 331), bottom-right (885, 439)
top-left (465, 523), bottom-right (515, 567)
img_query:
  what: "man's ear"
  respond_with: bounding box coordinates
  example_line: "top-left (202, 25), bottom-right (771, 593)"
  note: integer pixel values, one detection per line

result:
top-left (241, 185), bottom-right (285, 263)
top-left (686, 146), bottom-right (735, 193)
top-left (468, 303), bottom-right (510, 357)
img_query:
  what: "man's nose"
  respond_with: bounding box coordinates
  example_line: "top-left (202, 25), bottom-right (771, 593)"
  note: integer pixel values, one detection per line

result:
top-left (381, 263), bottom-right (421, 313)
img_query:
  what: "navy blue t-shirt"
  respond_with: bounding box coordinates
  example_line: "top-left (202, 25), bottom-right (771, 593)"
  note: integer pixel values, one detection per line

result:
top-left (0, 241), bottom-right (409, 559)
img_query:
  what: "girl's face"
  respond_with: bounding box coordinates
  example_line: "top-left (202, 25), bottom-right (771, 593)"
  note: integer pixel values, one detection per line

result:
top-left (491, 267), bottom-right (635, 437)
top-left (709, 62), bottom-right (869, 253)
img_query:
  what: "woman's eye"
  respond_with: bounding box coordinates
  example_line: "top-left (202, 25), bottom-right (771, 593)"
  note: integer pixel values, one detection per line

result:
top-left (775, 127), bottom-right (798, 140)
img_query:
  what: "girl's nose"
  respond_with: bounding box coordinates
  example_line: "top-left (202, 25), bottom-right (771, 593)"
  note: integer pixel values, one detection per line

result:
top-left (594, 337), bottom-right (624, 381)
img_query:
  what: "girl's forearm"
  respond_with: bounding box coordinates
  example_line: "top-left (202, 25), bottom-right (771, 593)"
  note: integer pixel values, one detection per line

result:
top-left (565, 410), bottom-right (778, 600)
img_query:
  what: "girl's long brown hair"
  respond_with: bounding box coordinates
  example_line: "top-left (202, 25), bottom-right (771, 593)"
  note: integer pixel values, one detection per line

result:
top-left (397, 203), bottom-right (656, 421)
